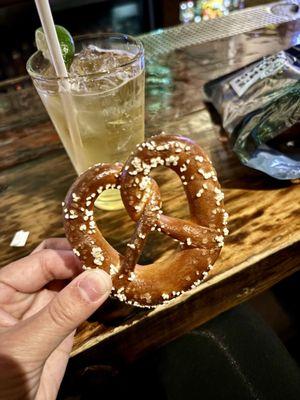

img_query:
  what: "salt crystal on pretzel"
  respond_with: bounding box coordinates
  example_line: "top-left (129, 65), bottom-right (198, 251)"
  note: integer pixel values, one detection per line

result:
top-left (63, 134), bottom-right (228, 308)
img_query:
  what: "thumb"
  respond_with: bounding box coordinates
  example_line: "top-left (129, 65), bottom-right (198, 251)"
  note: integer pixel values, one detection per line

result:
top-left (20, 269), bottom-right (111, 359)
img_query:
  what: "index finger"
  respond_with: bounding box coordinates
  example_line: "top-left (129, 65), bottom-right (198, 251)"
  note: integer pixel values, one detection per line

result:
top-left (0, 249), bottom-right (82, 293)
top-left (31, 238), bottom-right (72, 254)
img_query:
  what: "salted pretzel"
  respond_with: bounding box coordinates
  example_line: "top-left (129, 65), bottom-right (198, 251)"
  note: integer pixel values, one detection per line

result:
top-left (63, 134), bottom-right (228, 308)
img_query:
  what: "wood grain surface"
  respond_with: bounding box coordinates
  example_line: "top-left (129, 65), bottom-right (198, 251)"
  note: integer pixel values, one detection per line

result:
top-left (1, 22), bottom-right (300, 369)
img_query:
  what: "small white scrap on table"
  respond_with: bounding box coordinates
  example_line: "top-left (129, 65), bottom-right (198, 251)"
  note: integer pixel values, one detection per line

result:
top-left (10, 230), bottom-right (30, 247)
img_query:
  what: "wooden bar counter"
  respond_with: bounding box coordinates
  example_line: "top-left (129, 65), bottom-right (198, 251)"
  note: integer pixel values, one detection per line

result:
top-left (0, 21), bottom-right (300, 372)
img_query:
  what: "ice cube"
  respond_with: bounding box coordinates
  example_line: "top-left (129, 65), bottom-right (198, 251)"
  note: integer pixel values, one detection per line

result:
top-left (35, 52), bottom-right (56, 78)
top-left (44, 62), bottom-right (56, 78)
top-left (68, 45), bottom-right (140, 93)
top-left (68, 74), bottom-right (120, 93)
top-left (70, 45), bottom-right (132, 75)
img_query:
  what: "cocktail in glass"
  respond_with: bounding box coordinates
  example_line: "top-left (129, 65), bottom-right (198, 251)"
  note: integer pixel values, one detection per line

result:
top-left (27, 33), bottom-right (145, 210)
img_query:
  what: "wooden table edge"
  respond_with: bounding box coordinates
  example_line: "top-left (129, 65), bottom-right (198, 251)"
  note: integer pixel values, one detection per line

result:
top-left (70, 237), bottom-right (300, 365)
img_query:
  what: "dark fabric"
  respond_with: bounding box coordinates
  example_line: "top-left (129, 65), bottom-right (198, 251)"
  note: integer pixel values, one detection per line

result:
top-left (61, 304), bottom-right (300, 399)
top-left (150, 304), bottom-right (300, 400)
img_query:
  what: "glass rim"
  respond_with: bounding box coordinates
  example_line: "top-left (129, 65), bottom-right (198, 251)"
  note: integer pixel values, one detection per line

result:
top-left (26, 32), bottom-right (144, 82)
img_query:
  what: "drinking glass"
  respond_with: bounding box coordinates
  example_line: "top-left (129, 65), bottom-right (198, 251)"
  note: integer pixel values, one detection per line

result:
top-left (27, 33), bottom-right (145, 210)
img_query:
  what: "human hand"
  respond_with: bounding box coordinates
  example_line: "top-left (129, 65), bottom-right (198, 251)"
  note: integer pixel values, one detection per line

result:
top-left (0, 238), bottom-right (112, 400)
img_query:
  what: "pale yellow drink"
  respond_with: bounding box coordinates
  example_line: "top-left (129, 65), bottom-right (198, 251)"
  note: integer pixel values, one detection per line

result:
top-left (27, 34), bottom-right (145, 210)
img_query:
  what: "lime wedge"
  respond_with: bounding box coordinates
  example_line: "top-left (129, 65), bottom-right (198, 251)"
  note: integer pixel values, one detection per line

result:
top-left (35, 25), bottom-right (75, 69)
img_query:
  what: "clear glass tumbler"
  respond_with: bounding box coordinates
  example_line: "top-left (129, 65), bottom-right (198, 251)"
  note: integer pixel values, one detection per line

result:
top-left (27, 33), bottom-right (145, 210)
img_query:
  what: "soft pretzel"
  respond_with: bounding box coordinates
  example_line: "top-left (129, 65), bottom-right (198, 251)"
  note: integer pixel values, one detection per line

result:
top-left (63, 134), bottom-right (228, 307)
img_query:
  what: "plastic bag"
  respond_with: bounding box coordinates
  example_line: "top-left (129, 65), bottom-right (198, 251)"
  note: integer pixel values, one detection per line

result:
top-left (204, 48), bottom-right (300, 180)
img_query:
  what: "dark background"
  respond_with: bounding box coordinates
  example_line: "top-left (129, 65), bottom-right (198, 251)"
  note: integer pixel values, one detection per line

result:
top-left (1, 0), bottom-right (168, 79)
top-left (0, 0), bottom-right (273, 80)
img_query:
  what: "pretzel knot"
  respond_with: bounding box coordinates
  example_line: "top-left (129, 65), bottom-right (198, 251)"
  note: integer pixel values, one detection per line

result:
top-left (63, 134), bottom-right (229, 308)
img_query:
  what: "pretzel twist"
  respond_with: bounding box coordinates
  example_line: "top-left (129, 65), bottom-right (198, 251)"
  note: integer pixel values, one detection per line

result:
top-left (63, 134), bottom-right (228, 307)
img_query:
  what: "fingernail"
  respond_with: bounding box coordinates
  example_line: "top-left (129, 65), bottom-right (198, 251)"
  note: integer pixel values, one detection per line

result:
top-left (78, 270), bottom-right (112, 302)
